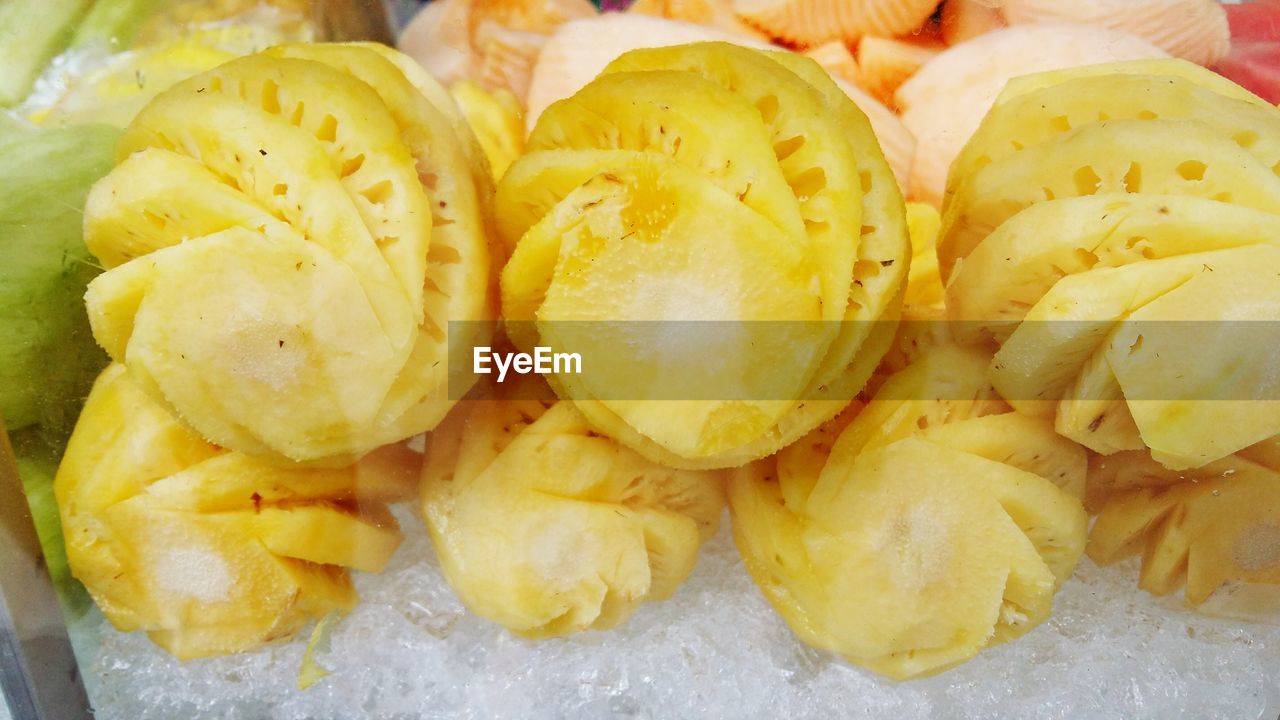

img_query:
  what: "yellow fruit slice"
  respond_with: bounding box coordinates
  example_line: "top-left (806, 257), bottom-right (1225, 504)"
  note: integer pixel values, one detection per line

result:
top-left (820, 346), bottom-right (1007, 478)
top-left (421, 391), bottom-right (724, 637)
top-left (84, 45), bottom-right (492, 460)
top-left (1054, 350), bottom-right (1145, 456)
top-left (949, 69), bottom-right (1280, 205)
top-left (939, 118), bottom-right (1280, 281)
top-left (262, 43), bottom-right (494, 440)
top-left (87, 228), bottom-right (404, 460)
top-left (117, 58), bottom-right (422, 335)
top-left (1103, 245), bottom-right (1280, 469)
top-left (903, 201), bottom-right (943, 309)
top-left (449, 80), bottom-right (524, 180)
top-left (502, 157), bottom-right (827, 459)
top-left (730, 436), bottom-right (1085, 680)
top-left (989, 248), bottom-right (1225, 418)
top-left (526, 69), bottom-right (807, 242)
top-left (992, 245), bottom-right (1280, 469)
top-left (602, 42), bottom-right (863, 322)
top-left (995, 58), bottom-right (1272, 110)
top-left (947, 194), bottom-right (1280, 344)
top-left (1088, 456), bottom-right (1280, 613)
top-left (55, 365), bottom-right (402, 659)
top-left (1000, 0), bottom-right (1230, 66)
top-left (921, 412), bottom-right (1087, 502)
top-left (83, 148), bottom-right (293, 269)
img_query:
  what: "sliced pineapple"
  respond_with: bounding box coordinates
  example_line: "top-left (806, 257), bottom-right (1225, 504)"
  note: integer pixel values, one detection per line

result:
top-left (947, 194), bottom-right (1280, 345)
top-left (56, 365), bottom-right (408, 660)
top-left (948, 67), bottom-right (1280, 205)
top-left (82, 44), bottom-right (492, 461)
top-left (991, 245), bottom-right (1280, 469)
top-left (449, 80), bottom-right (524, 180)
top-left (601, 42), bottom-right (863, 322)
top-left (502, 156), bottom-right (828, 460)
top-left (729, 348), bottom-right (1087, 679)
top-left (1088, 453), bottom-right (1280, 615)
top-left (495, 43), bottom-right (908, 468)
top-left (939, 118), bottom-right (1280, 282)
top-left (731, 435), bottom-right (1085, 680)
top-left (420, 378), bottom-right (724, 637)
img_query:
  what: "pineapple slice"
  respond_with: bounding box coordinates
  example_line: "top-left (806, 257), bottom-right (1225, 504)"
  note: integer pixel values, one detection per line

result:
top-left (1088, 453), bottom-right (1280, 614)
top-left (502, 156), bottom-right (828, 460)
top-left (82, 44), bottom-right (492, 461)
top-left (525, 69), bottom-right (807, 242)
top-left (601, 42), bottom-right (864, 322)
top-left (991, 245), bottom-right (1280, 469)
top-left (420, 379), bottom-right (724, 637)
top-left (947, 194), bottom-right (1280, 345)
top-left (56, 365), bottom-right (409, 660)
top-left (731, 437), bottom-right (1084, 680)
top-left (495, 43), bottom-right (908, 469)
top-left (938, 118), bottom-right (1280, 282)
top-left (729, 348), bottom-right (1087, 679)
top-left (948, 67), bottom-right (1280, 206)
top-left (449, 80), bottom-right (524, 180)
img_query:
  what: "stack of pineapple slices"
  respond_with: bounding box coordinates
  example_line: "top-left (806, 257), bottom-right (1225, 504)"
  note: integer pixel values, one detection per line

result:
top-left (729, 347), bottom-right (1088, 679)
top-left (496, 41), bottom-right (910, 469)
top-left (59, 44), bottom-right (494, 659)
top-left (420, 376), bottom-right (725, 636)
top-left (82, 42), bottom-right (492, 463)
top-left (56, 365), bottom-right (415, 660)
top-left (940, 59), bottom-right (1280, 612)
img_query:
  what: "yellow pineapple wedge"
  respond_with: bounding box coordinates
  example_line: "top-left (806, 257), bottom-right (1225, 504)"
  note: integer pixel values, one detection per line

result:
top-left (449, 80), bottom-right (524, 181)
top-left (82, 43), bottom-right (492, 462)
top-left (729, 348), bottom-right (1087, 680)
top-left (420, 377), bottom-right (724, 637)
top-left (495, 42), bottom-right (908, 469)
top-left (944, 63), bottom-right (1280, 475)
top-left (1088, 451), bottom-right (1280, 618)
top-left (56, 364), bottom-right (413, 660)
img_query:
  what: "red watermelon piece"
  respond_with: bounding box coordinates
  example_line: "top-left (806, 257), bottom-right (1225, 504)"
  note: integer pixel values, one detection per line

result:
top-left (1217, 0), bottom-right (1280, 103)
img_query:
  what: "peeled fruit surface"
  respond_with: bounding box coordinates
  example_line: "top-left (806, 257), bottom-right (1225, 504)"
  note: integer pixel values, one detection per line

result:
top-left (420, 379), bottom-right (724, 637)
top-left (1088, 453), bottom-right (1280, 616)
top-left (944, 64), bottom-right (1280, 475)
top-left (497, 42), bottom-right (908, 468)
top-left (82, 43), bottom-right (492, 462)
top-left (55, 365), bottom-right (412, 660)
top-left (729, 349), bottom-right (1087, 680)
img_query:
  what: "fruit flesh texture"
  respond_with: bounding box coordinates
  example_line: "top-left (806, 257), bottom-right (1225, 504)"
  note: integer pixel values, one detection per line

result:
top-left (729, 348), bottom-right (1086, 680)
top-left (948, 70), bottom-right (1280, 209)
top-left (81, 44), bottom-right (491, 462)
top-left (503, 158), bottom-right (829, 460)
top-left (56, 364), bottom-right (409, 660)
top-left (496, 43), bottom-right (908, 469)
top-left (939, 118), bottom-right (1280, 282)
top-left (990, 243), bottom-right (1280, 471)
top-left (1088, 453), bottom-right (1280, 612)
top-left (420, 378), bottom-right (724, 637)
